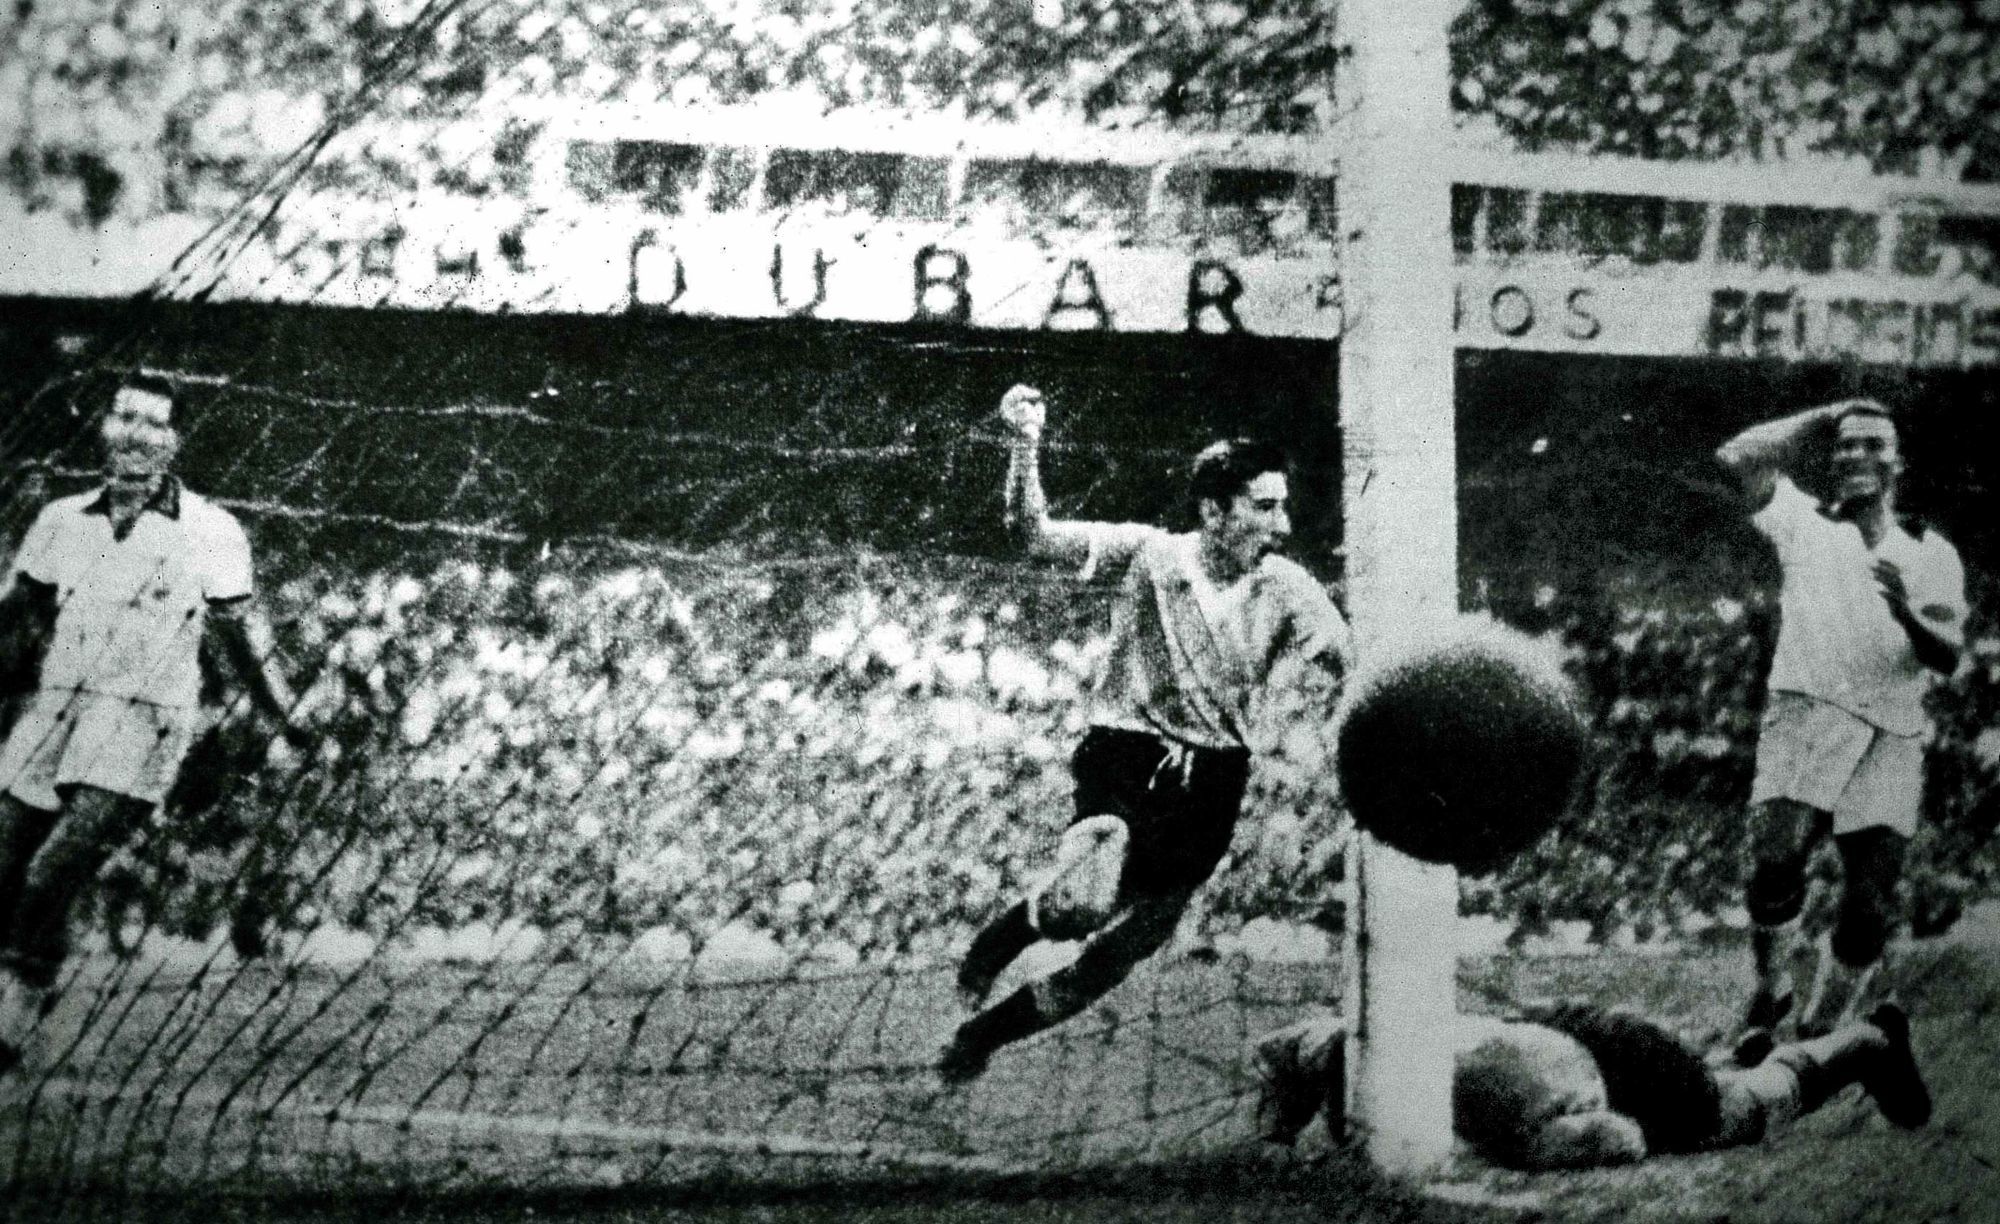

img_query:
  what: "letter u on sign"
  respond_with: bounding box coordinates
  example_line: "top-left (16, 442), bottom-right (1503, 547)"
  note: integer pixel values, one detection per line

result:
top-left (771, 244), bottom-right (830, 316)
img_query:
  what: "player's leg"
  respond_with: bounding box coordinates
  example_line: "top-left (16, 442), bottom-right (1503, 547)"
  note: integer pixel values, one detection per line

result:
top-left (0, 784), bottom-right (152, 1071)
top-left (972, 733), bottom-right (1246, 1037)
top-left (1795, 725), bottom-right (1924, 1037)
top-left (1, 783), bottom-right (153, 1069)
top-left (1742, 798), bottom-right (1830, 1042)
top-left (1251, 1011), bottom-right (1347, 1147)
top-left (955, 902), bottom-right (1037, 1009)
top-left (956, 814), bottom-right (1128, 1009)
top-left (0, 790), bottom-right (64, 1069)
top-left (955, 729), bottom-right (1143, 1009)
top-left (1713, 1003), bottom-right (1929, 1144)
top-left (4, 784), bottom-right (154, 992)
top-left (1796, 827), bottom-right (1904, 1037)
top-left (10, 693), bottom-right (194, 991)
top-left (942, 733), bottom-right (1246, 1082)
top-left (0, 687), bottom-right (74, 1047)
top-left (939, 887), bottom-right (1192, 1084)
top-left (0, 792), bottom-right (62, 958)
top-left (1741, 694), bottom-right (1877, 1050)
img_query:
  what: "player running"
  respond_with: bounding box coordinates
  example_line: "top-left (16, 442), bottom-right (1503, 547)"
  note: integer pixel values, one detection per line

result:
top-left (0, 378), bottom-right (307, 1072)
top-left (1255, 1000), bottom-right (1930, 1168)
top-left (939, 384), bottom-right (1351, 1084)
top-left (1714, 400), bottom-right (1966, 1051)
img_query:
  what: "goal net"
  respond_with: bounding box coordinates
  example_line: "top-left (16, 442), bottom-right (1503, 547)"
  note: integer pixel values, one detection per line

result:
top-left (1, 355), bottom-right (1354, 1200)
top-left (13, 0), bottom-right (2000, 1207)
top-left (0, 1), bottom-right (1359, 1199)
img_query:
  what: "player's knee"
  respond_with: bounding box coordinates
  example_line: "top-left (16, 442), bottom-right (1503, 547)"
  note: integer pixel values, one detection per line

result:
top-left (1747, 858), bottom-right (1809, 927)
top-left (1032, 893), bottom-right (1113, 942)
top-left (1749, 799), bottom-right (1820, 862)
top-left (1030, 815), bottom-right (1127, 940)
top-left (1746, 801), bottom-right (1820, 926)
top-left (1831, 829), bottom-right (1903, 967)
top-left (1830, 906), bottom-right (1890, 967)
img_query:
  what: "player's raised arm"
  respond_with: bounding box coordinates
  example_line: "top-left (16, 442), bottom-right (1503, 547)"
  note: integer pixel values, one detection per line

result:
top-left (998, 384), bottom-right (1103, 568)
top-left (1713, 400), bottom-right (1861, 510)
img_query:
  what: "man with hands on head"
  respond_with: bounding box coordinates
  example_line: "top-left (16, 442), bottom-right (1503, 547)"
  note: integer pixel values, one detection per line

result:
top-left (939, 384), bottom-right (1351, 1084)
top-left (1714, 398), bottom-right (1966, 1055)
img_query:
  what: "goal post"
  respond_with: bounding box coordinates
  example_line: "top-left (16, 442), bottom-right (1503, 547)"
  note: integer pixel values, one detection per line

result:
top-left (1336, 0), bottom-right (1461, 1175)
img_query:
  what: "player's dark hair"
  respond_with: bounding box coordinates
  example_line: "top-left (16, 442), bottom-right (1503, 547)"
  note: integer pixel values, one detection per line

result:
top-left (1830, 397), bottom-right (1896, 431)
top-left (1188, 439), bottom-right (1289, 515)
top-left (117, 373), bottom-right (181, 425)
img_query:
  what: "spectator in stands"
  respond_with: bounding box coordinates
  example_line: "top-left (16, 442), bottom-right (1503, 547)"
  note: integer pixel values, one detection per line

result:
top-left (939, 384), bottom-right (1350, 1084)
top-left (1254, 999), bottom-right (1930, 1168)
top-left (1714, 400), bottom-right (1966, 1052)
top-left (0, 377), bottom-right (306, 1072)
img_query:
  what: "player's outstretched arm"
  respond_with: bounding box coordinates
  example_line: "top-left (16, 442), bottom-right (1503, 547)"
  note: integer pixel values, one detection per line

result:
top-left (998, 384), bottom-right (1100, 567)
top-left (205, 598), bottom-right (310, 742)
top-left (1713, 400), bottom-right (1860, 510)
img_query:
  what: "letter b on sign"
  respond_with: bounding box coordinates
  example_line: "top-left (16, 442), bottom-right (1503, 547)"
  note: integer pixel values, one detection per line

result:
top-left (914, 246), bottom-right (971, 324)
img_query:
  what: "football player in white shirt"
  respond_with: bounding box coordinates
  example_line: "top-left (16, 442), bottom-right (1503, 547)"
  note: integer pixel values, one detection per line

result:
top-left (940, 385), bottom-right (1352, 1084)
top-left (1715, 399), bottom-right (1966, 1053)
top-left (0, 379), bottom-right (308, 1073)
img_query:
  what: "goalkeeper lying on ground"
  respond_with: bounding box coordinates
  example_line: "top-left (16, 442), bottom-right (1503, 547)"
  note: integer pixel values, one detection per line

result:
top-left (1253, 1000), bottom-right (1929, 1169)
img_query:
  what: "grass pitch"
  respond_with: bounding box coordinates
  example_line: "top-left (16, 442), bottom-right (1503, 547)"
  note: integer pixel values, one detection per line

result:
top-left (5, 920), bottom-right (1998, 1224)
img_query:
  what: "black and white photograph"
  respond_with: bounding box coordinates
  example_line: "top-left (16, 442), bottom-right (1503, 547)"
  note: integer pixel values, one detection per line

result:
top-left (0, 2), bottom-right (1996, 1221)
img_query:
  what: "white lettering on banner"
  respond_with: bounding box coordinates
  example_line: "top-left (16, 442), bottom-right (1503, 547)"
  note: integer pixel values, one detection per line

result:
top-left (630, 233), bottom-right (686, 309)
top-left (913, 245), bottom-right (972, 325)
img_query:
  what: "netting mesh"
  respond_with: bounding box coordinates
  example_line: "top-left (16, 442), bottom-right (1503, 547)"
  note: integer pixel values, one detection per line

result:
top-left (0, 378), bottom-right (1354, 1199)
top-left (0, 2), bottom-right (1358, 1198)
top-left (13, 0), bottom-right (1999, 1207)
top-left (0, 361), bottom-right (1356, 1199)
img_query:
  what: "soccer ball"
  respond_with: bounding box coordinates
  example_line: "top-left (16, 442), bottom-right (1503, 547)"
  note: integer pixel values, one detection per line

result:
top-left (1333, 620), bottom-right (1588, 874)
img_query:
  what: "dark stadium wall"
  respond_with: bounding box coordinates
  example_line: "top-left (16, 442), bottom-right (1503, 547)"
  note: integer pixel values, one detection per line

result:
top-left (2, 296), bottom-right (1994, 610)
top-left (0, 296), bottom-right (1343, 578)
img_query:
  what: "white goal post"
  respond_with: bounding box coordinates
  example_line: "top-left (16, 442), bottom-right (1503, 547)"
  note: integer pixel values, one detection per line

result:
top-left (1335, 0), bottom-right (1461, 1176)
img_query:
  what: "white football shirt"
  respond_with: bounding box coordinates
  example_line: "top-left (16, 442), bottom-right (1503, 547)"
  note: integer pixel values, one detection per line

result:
top-left (10, 482), bottom-right (253, 710)
top-left (1753, 476), bottom-right (1966, 736)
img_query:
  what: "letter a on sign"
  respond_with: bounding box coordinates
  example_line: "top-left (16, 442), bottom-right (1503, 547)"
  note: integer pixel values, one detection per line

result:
top-left (1044, 259), bottom-right (1113, 331)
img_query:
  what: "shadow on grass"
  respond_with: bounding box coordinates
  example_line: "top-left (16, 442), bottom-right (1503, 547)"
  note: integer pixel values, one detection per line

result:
top-left (8, 1145), bottom-right (1524, 1224)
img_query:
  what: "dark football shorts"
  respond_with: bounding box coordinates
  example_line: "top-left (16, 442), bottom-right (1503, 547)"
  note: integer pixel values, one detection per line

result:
top-left (1070, 726), bottom-right (1253, 897)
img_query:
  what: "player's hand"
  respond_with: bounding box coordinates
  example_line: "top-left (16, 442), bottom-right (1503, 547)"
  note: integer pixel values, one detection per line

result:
top-left (998, 384), bottom-right (1046, 445)
top-left (1874, 557), bottom-right (1911, 617)
top-left (279, 711), bottom-right (318, 752)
